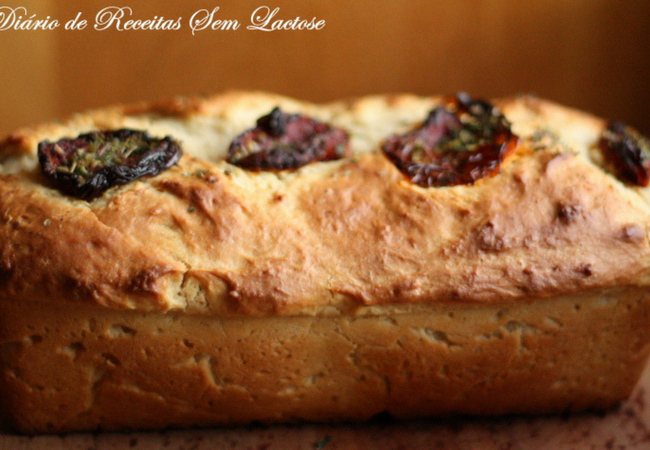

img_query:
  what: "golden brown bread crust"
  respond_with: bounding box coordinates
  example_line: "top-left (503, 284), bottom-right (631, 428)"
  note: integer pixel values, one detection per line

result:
top-left (2, 92), bottom-right (650, 433)
top-left (1, 92), bottom-right (650, 316)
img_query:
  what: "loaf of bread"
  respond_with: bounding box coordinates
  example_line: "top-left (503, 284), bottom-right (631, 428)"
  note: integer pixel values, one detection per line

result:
top-left (1, 92), bottom-right (650, 434)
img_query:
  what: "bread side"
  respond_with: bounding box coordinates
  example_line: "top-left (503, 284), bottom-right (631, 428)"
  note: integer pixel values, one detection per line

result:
top-left (1, 286), bottom-right (649, 434)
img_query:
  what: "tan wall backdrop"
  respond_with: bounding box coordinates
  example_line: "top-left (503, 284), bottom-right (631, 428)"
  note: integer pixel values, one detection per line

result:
top-left (1, 0), bottom-right (649, 135)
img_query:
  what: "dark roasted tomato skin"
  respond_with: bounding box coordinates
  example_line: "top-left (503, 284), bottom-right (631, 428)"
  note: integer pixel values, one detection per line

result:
top-left (227, 107), bottom-right (350, 171)
top-left (38, 129), bottom-right (182, 201)
top-left (381, 93), bottom-right (518, 187)
top-left (600, 121), bottom-right (650, 187)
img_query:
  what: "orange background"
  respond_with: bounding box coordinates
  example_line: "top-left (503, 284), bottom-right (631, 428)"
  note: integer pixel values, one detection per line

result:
top-left (1, 0), bottom-right (649, 135)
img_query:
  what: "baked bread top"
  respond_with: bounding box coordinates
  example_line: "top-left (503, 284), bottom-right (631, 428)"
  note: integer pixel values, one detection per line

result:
top-left (1, 92), bottom-right (649, 316)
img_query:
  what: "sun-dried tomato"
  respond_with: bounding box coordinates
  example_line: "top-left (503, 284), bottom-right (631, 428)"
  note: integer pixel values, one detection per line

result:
top-left (600, 121), bottom-right (650, 187)
top-left (38, 129), bottom-right (182, 200)
top-left (227, 107), bottom-right (349, 171)
top-left (381, 93), bottom-right (518, 187)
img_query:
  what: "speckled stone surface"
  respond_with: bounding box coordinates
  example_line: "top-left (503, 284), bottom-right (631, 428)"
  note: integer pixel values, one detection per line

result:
top-left (3, 362), bottom-right (650, 450)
